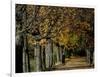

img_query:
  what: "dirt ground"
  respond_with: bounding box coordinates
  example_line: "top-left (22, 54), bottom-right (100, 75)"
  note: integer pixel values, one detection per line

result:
top-left (52, 56), bottom-right (94, 70)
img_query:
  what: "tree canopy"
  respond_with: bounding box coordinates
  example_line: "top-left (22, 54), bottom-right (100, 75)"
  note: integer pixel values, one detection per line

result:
top-left (16, 4), bottom-right (94, 50)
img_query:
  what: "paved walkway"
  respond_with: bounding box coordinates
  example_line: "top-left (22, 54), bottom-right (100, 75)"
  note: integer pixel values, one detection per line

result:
top-left (52, 56), bottom-right (94, 70)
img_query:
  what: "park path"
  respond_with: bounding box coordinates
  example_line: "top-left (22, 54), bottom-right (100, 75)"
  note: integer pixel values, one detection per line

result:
top-left (52, 56), bottom-right (94, 70)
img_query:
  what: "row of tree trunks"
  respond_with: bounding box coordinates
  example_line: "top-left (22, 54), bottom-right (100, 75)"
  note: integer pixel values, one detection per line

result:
top-left (33, 38), bottom-right (54, 71)
top-left (54, 44), bottom-right (64, 64)
top-left (16, 34), bottom-right (94, 72)
top-left (15, 33), bottom-right (31, 73)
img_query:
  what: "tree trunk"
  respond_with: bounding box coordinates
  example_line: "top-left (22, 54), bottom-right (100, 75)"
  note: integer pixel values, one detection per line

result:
top-left (56, 45), bottom-right (60, 63)
top-left (23, 35), bottom-right (28, 72)
top-left (86, 49), bottom-right (91, 65)
top-left (26, 35), bottom-right (30, 72)
top-left (40, 46), bottom-right (43, 70)
top-left (34, 41), bottom-right (41, 71)
top-left (45, 39), bottom-right (53, 70)
top-left (27, 49), bottom-right (30, 72)
top-left (41, 46), bottom-right (46, 70)
top-left (60, 46), bottom-right (63, 62)
top-left (51, 40), bottom-right (53, 66)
